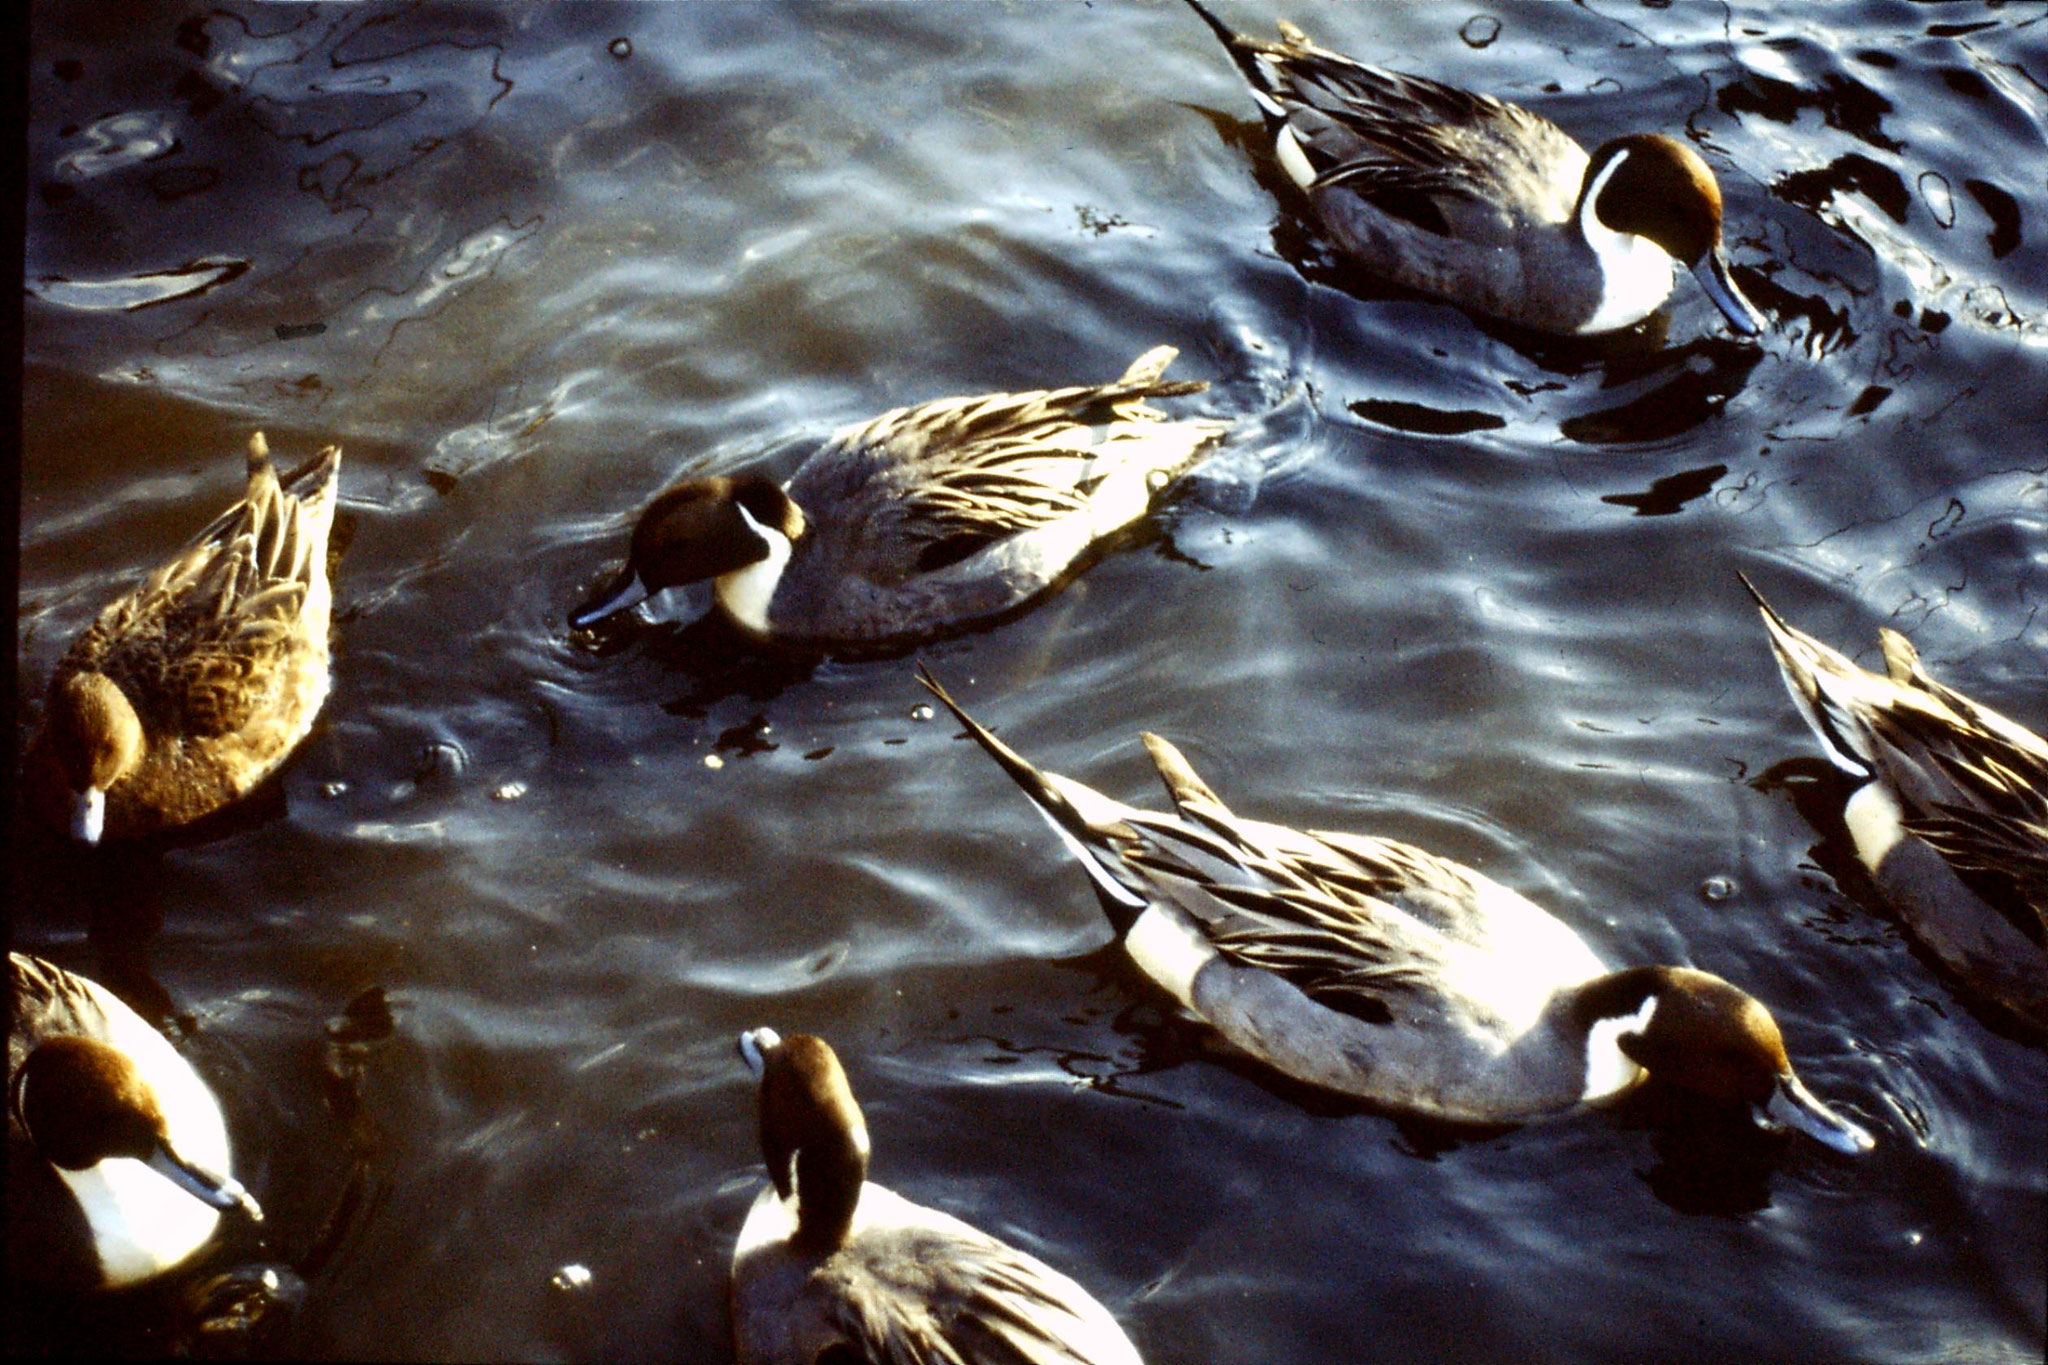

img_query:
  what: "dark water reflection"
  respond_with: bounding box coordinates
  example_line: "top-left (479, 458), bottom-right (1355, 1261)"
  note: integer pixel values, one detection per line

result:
top-left (13, 1), bottom-right (2047, 1360)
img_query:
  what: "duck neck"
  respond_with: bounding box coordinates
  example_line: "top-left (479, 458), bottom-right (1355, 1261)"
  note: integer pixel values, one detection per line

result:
top-left (1569, 964), bottom-right (1672, 1032)
top-left (1567, 965), bottom-right (1670, 1102)
top-left (1574, 151), bottom-right (1675, 333)
top-left (714, 518), bottom-right (794, 636)
top-left (791, 1126), bottom-right (867, 1255)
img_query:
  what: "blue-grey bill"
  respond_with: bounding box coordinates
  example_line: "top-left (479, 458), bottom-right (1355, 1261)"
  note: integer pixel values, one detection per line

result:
top-left (570, 570), bottom-right (650, 630)
top-left (148, 1143), bottom-right (265, 1221)
top-left (1757, 1073), bottom-right (1874, 1154)
top-left (70, 788), bottom-right (105, 845)
top-left (738, 1027), bottom-right (781, 1077)
top-left (1693, 248), bottom-right (1766, 337)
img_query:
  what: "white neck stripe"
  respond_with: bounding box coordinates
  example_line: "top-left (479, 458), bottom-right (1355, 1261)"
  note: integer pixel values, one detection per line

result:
top-left (1574, 148), bottom-right (1677, 334)
top-left (1582, 994), bottom-right (1657, 1103)
top-left (716, 502), bottom-right (793, 635)
top-left (1579, 148), bottom-right (1630, 235)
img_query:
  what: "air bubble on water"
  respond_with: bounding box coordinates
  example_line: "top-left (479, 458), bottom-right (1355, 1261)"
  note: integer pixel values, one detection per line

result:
top-left (552, 1263), bottom-right (593, 1291)
top-left (910, 703), bottom-right (934, 722)
top-left (1700, 876), bottom-right (1737, 902)
top-left (1460, 16), bottom-right (1500, 49)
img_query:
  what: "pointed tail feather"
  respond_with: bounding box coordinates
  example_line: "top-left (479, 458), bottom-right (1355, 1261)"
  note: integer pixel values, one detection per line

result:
top-left (915, 664), bottom-right (1152, 927)
top-left (1179, 0), bottom-right (1290, 119)
top-left (1740, 574), bottom-right (1878, 779)
top-left (1104, 345), bottom-right (1206, 403)
top-left (1179, 0), bottom-right (1239, 51)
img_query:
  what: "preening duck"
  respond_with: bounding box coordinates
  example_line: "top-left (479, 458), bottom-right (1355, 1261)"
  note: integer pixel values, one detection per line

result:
top-left (7, 953), bottom-right (262, 1290)
top-left (1179, 0), bottom-right (1767, 337)
top-left (1745, 577), bottom-right (2048, 1033)
top-left (571, 346), bottom-right (1223, 646)
top-left (26, 432), bottom-right (341, 844)
top-left (730, 1029), bottom-right (1144, 1365)
top-left (917, 667), bottom-right (1870, 1151)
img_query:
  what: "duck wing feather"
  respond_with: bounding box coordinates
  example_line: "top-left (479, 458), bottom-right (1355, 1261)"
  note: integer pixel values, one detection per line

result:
top-left (788, 348), bottom-right (1209, 587)
top-left (1116, 740), bottom-right (1470, 1022)
top-left (8, 953), bottom-right (114, 1096)
top-left (59, 444), bottom-right (338, 738)
top-left (820, 1222), bottom-right (1138, 1365)
top-left (1221, 20), bottom-right (1583, 236)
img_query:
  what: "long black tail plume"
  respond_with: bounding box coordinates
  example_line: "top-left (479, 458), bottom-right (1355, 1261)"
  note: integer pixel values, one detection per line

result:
top-left (1184, 0), bottom-right (1268, 84)
top-left (914, 663), bottom-right (1151, 934)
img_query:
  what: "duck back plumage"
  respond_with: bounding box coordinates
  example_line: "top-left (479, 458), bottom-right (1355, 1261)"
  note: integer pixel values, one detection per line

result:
top-left (767, 347), bottom-right (1220, 643)
top-left (33, 438), bottom-right (340, 837)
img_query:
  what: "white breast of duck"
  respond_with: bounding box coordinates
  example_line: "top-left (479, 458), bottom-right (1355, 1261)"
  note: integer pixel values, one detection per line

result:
top-left (10, 963), bottom-right (240, 1288)
top-left (1573, 144), bottom-right (1680, 333)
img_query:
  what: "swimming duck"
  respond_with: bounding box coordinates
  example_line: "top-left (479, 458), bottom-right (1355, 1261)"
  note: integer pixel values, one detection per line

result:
top-left (1745, 577), bottom-right (2048, 1032)
top-left (730, 1028), bottom-right (1144, 1365)
top-left (916, 667), bottom-right (1870, 1150)
top-left (1179, 0), bottom-right (1767, 337)
top-left (8, 952), bottom-right (262, 1290)
top-left (570, 346), bottom-right (1223, 646)
top-left (25, 432), bottom-right (341, 844)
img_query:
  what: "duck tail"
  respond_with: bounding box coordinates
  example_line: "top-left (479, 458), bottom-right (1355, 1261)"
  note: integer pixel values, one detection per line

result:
top-left (1739, 573), bottom-right (1878, 780)
top-left (1180, 0), bottom-right (1240, 52)
top-left (1179, 0), bottom-right (1290, 119)
top-left (284, 444), bottom-right (344, 546)
top-left (915, 664), bottom-right (1153, 931)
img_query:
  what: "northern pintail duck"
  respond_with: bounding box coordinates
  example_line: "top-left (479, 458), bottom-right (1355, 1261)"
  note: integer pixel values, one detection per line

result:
top-left (26, 433), bottom-right (341, 844)
top-left (8, 952), bottom-right (262, 1290)
top-left (731, 1029), bottom-right (1144, 1365)
top-left (917, 668), bottom-right (1870, 1150)
top-left (1180, 0), bottom-right (1767, 337)
top-left (570, 347), bottom-right (1223, 646)
top-left (1745, 577), bottom-right (2048, 1032)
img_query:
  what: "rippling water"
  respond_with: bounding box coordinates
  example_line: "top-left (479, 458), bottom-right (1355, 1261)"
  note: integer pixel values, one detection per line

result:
top-left (13, 1), bottom-right (2047, 1359)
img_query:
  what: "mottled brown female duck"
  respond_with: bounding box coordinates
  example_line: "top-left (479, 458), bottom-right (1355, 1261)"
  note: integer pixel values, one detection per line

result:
top-left (27, 432), bottom-right (341, 843)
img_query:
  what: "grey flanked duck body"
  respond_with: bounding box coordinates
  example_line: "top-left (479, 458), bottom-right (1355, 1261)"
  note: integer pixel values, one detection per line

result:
top-left (730, 1029), bottom-right (1144, 1365)
top-left (572, 346), bottom-right (1222, 647)
top-left (917, 667), bottom-right (1872, 1152)
top-left (27, 433), bottom-right (341, 844)
top-left (1746, 577), bottom-right (2048, 1033)
top-left (1180, 0), bottom-right (1767, 337)
top-left (8, 953), bottom-right (262, 1290)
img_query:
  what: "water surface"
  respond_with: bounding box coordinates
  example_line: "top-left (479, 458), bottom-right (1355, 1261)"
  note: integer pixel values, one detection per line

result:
top-left (13, 2), bottom-right (2047, 1360)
